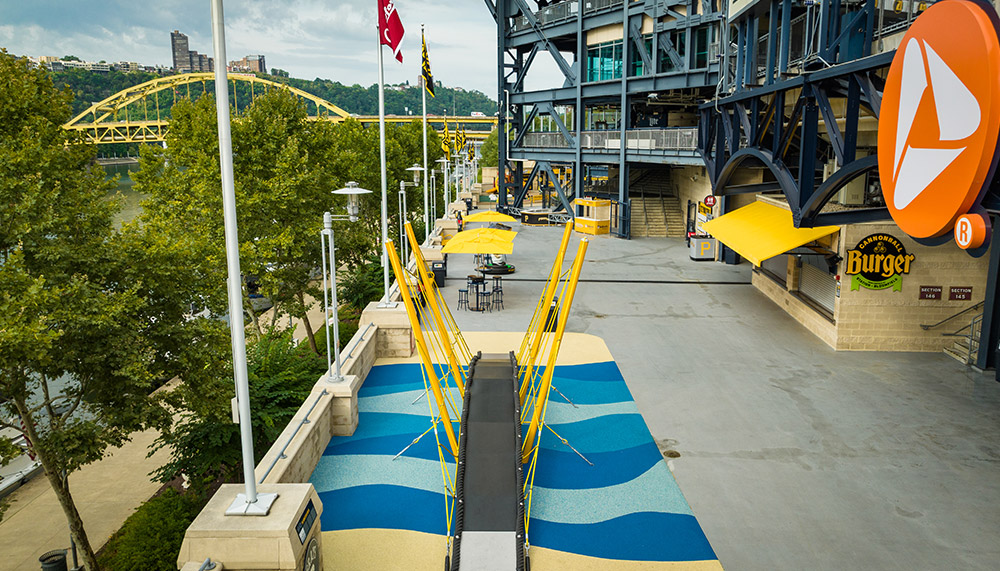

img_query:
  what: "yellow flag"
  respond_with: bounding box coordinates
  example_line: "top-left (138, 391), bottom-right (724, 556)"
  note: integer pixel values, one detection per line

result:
top-left (422, 31), bottom-right (435, 97)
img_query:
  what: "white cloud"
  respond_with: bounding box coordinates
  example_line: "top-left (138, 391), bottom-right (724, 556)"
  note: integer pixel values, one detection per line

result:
top-left (0, 0), bottom-right (500, 97)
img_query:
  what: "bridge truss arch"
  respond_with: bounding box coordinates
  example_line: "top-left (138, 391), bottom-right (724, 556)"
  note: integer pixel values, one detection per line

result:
top-left (63, 72), bottom-right (352, 145)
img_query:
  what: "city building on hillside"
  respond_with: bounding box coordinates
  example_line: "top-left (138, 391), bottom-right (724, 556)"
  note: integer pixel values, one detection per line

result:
top-left (229, 54), bottom-right (266, 73)
top-left (171, 29), bottom-right (214, 73)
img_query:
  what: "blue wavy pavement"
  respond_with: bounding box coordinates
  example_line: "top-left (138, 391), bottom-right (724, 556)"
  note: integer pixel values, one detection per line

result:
top-left (310, 360), bottom-right (718, 564)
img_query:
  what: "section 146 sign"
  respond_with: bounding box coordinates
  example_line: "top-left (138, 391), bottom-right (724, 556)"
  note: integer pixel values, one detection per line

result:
top-left (844, 234), bottom-right (915, 292)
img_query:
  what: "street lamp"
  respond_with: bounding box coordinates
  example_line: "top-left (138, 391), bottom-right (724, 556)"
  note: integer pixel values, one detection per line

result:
top-left (429, 169), bottom-right (437, 222)
top-left (399, 179), bottom-right (419, 267)
top-left (436, 157), bottom-right (449, 212)
top-left (323, 182), bottom-right (372, 383)
top-left (405, 163), bottom-right (426, 233)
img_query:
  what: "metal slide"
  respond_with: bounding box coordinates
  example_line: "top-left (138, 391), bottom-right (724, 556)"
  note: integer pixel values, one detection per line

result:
top-left (450, 352), bottom-right (527, 571)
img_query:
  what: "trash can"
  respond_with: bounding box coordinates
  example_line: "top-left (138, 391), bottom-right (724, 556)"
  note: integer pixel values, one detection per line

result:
top-left (689, 236), bottom-right (717, 261)
top-left (545, 297), bottom-right (559, 332)
top-left (431, 261), bottom-right (446, 287)
top-left (39, 550), bottom-right (67, 571)
top-left (464, 198), bottom-right (473, 214)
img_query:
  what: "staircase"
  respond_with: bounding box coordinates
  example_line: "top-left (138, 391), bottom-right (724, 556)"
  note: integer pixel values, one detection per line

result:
top-left (920, 304), bottom-right (983, 366)
top-left (628, 168), bottom-right (685, 238)
top-left (943, 337), bottom-right (974, 365)
top-left (663, 195), bottom-right (685, 238)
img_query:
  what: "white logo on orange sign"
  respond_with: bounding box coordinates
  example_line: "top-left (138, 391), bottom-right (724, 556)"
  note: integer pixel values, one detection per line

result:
top-left (891, 38), bottom-right (981, 210)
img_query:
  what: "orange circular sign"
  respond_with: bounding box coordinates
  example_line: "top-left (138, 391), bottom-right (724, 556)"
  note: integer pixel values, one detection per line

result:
top-left (878, 0), bottom-right (1000, 240)
top-left (954, 212), bottom-right (988, 249)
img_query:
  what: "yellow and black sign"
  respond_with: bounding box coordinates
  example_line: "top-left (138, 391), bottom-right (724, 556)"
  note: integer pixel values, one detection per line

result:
top-left (844, 234), bottom-right (915, 292)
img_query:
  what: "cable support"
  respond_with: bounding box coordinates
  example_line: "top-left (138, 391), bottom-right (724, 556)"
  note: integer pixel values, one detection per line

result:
top-left (433, 286), bottom-right (472, 362)
top-left (544, 424), bottom-right (592, 466)
top-left (418, 363), bottom-right (458, 554)
top-left (517, 266), bottom-right (571, 384)
top-left (412, 296), bottom-right (463, 419)
top-left (519, 268), bottom-right (570, 409)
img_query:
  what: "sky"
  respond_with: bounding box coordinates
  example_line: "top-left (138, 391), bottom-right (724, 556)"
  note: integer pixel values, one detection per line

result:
top-left (0, 0), bottom-right (501, 98)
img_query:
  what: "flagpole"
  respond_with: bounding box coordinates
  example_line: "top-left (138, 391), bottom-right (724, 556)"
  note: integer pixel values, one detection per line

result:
top-left (377, 23), bottom-right (392, 307)
top-left (210, 0), bottom-right (276, 515)
top-left (421, 24), bottom-right (430, 234)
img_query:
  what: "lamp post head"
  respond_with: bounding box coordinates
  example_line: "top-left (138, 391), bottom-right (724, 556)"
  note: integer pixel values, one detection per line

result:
top-left (405, 163), bottom-right (424, 184)
top-left (332, 181), bottom-right (373, 222)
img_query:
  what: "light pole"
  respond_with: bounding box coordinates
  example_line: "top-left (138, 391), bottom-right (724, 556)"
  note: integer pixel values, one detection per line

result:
top-left (405, 164), bottom-right (425, 235)
top-left (399, 179), bottom-right (419, 266)
top-left (323, 182), bottom-right (372, 384)
top-left (436, 157), bottom-right (449, 214)
top-left (430, 170), bottom-right (437, 222)
top-left (210, 0), bottom-right (275, 516)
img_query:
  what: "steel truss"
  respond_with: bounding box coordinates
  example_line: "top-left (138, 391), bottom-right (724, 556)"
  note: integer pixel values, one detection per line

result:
top-left (491, 0), bottom-right (723, 233)
top-left (700, 0), bottom-right (894, 228)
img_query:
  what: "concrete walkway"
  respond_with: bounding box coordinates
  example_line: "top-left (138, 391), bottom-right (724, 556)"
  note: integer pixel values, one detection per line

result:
top-left (441, 222), bottom-right (1000, 571)
top-left (0, 428), bottom-right (170, 570)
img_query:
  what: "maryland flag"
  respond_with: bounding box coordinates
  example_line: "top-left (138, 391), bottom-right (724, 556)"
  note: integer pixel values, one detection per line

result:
top-left (442, 120), bottom-right (451, 159)
top-left (421, 30), bottom-right (435, 97)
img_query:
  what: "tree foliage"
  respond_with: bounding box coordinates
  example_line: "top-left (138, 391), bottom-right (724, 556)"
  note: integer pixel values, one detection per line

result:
top-left (0, 50), bottom-right (223, 570)
top-left (479, 127), bottom-right (500, 168)
top-left (134, 88), bottom-right (444, 353)
top-left (150, 331), bottom-right (326, 494)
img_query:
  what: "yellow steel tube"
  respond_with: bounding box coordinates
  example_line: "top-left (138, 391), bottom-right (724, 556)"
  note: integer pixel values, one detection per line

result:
top-left (386, 240), bottom-right (459, 457)
top-left (519, 222), bottom-right (574, 403)
top-left (521, 238), bottom-right (589, 463)
top-left (405, 223), bottom-right (465, 393)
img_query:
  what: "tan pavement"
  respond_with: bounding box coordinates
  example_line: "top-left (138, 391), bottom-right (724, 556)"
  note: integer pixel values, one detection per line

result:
top-left (0, 428), bottom-right (169, 571)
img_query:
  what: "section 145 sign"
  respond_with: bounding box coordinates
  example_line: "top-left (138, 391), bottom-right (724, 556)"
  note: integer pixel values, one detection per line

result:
top-left (844, 234), bottom-right (915, 292)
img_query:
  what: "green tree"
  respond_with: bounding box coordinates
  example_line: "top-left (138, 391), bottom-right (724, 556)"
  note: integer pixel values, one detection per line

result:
top-left (0, 50), bottom-right (217, 570)
top-left (150, 331), bottom-right (325, 493)
top-left (479, 127), bottom-right (500, 168)
top-left (135, 89), bottom-right (374, 353)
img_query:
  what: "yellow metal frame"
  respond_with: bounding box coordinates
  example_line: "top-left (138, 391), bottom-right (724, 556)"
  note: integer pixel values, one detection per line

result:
top-left (404, 223), bottom-right (470, 393)
top-left (517, 222), bottom-right (574, 404)
top-left (386, 239), bottom-right (460, 458)
top-left (520, 238), bottom-right (589, 463)
top-left (63, 72), bottom-right (495, 145)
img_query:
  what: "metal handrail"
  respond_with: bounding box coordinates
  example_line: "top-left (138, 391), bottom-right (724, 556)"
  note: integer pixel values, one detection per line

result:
top-left (919, 301), bottom-right (984, 331)
top-left (258, 388), bottom-right (329, 483)
top-left (344, 321), bottom-right (375, 361)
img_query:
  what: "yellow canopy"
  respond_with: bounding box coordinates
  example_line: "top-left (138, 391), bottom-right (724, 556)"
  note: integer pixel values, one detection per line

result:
top-left (463, 210), bottom-right (518, 223)
top-left (441, 234), bottom-right (514, 254)
top-left (450, 227), bottom-right (518, 243)
top-left (701, 201), bottom-right (839, 266)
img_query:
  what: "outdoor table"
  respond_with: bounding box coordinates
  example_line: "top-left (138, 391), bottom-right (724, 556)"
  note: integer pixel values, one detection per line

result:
top-left (467, 275), bottom-right (486, 311)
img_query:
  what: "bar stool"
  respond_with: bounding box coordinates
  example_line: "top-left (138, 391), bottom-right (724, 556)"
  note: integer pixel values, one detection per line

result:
top-left (477, 289), bottom-right (492, 312)
top-left (457, 288), bottom-right (470, 311)
top-left (492, 275), bottom-right (503, 293)
top-left (491, 288), bottom-right (504, 311)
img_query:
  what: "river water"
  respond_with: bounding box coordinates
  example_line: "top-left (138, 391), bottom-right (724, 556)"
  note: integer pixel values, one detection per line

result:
top-left (104, 162), bottom-right (146, 226)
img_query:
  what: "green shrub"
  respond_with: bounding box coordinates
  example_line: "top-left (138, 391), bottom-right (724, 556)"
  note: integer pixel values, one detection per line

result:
top-left (150, 330), bottom-right (326, 494)
top-left (97, 489), bottom-right (204, 571)
top-left (337, 259), bottom-right (383, 312)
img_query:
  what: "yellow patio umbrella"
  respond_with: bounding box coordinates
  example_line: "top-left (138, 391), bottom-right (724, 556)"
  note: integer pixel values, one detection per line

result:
top-left (441, 233), bottom-right (514, 254)
top-left (463, 210), bottom-right (518, 223)
top-left (450, 227), bottom-right (518, 243)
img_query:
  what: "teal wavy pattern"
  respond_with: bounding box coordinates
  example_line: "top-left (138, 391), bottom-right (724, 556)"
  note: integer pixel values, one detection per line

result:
top-left (310, 361), bottom-right (717, 563)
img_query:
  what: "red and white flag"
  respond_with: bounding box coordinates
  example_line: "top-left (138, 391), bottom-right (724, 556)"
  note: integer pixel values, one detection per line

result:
top-left (378, 0), bottom-right (405, 63)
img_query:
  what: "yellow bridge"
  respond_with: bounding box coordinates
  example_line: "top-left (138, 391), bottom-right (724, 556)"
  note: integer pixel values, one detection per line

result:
top-left (63, 72), bottom-right (496, 145)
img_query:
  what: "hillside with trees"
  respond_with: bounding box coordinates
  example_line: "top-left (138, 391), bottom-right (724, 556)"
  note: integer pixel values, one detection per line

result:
top-left (47, 67), bottom-right (496, 118)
